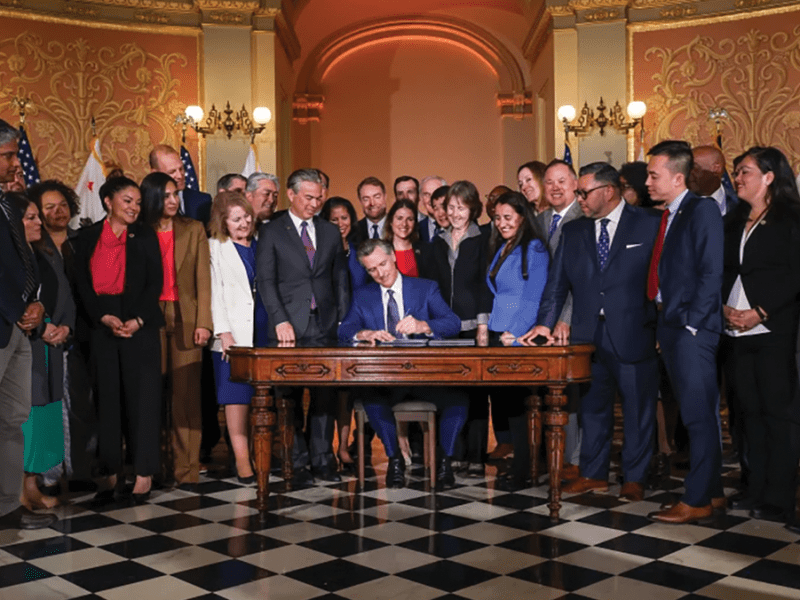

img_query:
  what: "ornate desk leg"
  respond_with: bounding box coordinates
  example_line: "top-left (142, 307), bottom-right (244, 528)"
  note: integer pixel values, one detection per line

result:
top-left (276, 395), bottom-right (294, 484)
top-left (544, 384), bottom-right (568, 521)
top-left (250, 384), bottom-right (276, 512)
top-left (527, 391), bottom-right (543, 484)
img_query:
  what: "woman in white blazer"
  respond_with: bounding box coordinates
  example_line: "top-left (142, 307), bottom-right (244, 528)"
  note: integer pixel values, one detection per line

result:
top-left (208, 191), bottom-right (265, 484)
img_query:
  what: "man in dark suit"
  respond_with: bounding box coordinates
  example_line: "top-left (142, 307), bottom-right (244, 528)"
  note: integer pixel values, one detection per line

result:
top-left (0, 119), bottom-right (56, 530)
top-left (352, 176), bottom-right (388, 244)
top-left (536, 159), bottom-right (585, 476)
top-left (690, 145), bottom-right (738, 216)
top-left (645, 140), bottom-right (725, 524)
top-left (523, 163), bottom-right (661, 502)
top-left (149, 145), bottom-right (212, 226)
top-left (338, 239), bottom-right (466, 489)
top-left (418, 176), bottom-right (447, 243)
top-left (257, 169), bottom-right (350, 483)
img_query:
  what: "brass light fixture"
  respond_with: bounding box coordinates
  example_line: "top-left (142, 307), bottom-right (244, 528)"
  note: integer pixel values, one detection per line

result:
top-left (558, 98), bottom-right (647, 140)
top-left (175, 102), bottom-right (272, 143)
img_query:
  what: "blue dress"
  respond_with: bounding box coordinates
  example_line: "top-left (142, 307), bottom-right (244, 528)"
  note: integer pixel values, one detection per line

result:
top-left (212, 242), bottom-right (269, 405)
top-left (487, 239), bottom-right (549, 337)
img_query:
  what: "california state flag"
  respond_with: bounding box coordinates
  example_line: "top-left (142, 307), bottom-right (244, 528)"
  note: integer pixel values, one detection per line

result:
top-left (241, 144), bottom-right (261, 178)
top-left (71, 137), bottom-right (107, 228)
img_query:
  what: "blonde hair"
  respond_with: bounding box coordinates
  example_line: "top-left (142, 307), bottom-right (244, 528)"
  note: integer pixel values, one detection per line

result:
top-left (208, 191), bottom-right (255, 241)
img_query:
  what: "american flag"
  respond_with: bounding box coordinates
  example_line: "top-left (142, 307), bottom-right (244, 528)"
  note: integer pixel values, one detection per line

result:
top-left (563, 142), bottom-right (573, 166)
top-left (180, 145), bottom-right (199, 191)
top-left (17, 125), bottom-right (41, 187)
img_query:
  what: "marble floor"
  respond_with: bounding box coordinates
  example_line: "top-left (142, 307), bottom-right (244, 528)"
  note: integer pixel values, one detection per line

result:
top-left (2, 450), bottom-right (800, 600)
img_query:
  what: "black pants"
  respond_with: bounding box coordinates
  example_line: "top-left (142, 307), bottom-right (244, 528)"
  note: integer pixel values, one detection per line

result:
top-left (727, 330), bottom-right (798, 513)
top-left (92, 326), bottom-right (162, 477)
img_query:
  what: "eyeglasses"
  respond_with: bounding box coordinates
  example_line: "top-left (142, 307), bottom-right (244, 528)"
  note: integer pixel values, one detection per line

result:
top-left (575, 184), bottom-right (611, 200)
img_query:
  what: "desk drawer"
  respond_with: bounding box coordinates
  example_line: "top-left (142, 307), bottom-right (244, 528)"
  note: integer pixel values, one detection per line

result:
top-left (339, 357), bottom-right (477, 383)
top-left (481, 358), bottom-right (550, 382)
top-left (269, 359), bottom-right (336, 382)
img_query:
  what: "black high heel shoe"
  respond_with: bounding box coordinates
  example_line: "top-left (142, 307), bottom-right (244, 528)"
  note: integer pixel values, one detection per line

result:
top-left (132, 490), bottom-right (151, 505)
top-left (237, 474), bottom-right (256, 485)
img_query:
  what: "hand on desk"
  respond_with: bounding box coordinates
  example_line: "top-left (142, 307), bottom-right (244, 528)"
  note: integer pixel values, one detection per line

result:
top-left (356, 329), bottom-right (396, 344)
top-left (395, 315), bottom-right (431, 336)
top-left (275, 321), bottom-right (296, 343)
top-left (519, 325), bottom-right (553, 346)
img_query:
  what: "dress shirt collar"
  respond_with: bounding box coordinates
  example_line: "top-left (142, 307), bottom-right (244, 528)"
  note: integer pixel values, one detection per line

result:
top-left (554, 199), bottom-right (577, 219)
top-left (288, 209), bottom-right (315, 235)
top-left (710, 184), bottom-right (727, 215)
top-left (594, 199), bottom-right (624, 244)
top-left (367, 215), bottom-right (387, 238)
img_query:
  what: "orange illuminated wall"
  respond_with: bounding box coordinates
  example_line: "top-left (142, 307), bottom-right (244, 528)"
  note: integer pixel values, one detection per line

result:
top-left (0, 15), bottom-right (200, 185)
top-left (631, 8), bottom-right (800, 172)
top-left (305, 38), bottom-right (506, 212)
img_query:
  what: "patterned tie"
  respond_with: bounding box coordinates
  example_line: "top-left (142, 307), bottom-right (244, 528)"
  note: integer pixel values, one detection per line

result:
top-left (371, 223), bottom-right (380, 239)
top-left (300, 221), bottom-right (317, 310)
top-left (433, 225), bottom-right (442, 239)
top-left (386, 289), bottom-right (400, 336)
top-left (547, 213), bottom-right (561, 242)
top-left (647, 208), bottom-right (670, 301)
top-left (0, 191), bottom-right (37, 302)
top-left (598, 218), bottom-right (610, 270)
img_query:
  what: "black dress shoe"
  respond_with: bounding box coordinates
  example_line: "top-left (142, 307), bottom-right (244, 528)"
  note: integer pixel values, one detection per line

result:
top-left (785, 518), bottom-right (800, 534)
top-left (729, 492), bottom-right (759, 511)
top-left (339, 461), bottom-right (357, 476)
top-left (176, 482), bottom-right (199, 493)
top-left (132, 490), bottom-right (151, 505)
top-left (385, 456), bottom-right (405, 488)
top-left (312, 467), bottom-right (342, 483)
top-left (495, 472), bottom-right (531, 492)
top-left (437, 456), bottom-right (456, 490)
top-left (0, 506), bottom-right (57, 530)
top-left (750, 503), bottom-right (788, 522)
top-left (291, 468), bottom-right (315, 486)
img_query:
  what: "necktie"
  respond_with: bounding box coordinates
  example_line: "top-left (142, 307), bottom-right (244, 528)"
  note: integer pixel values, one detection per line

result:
top-left (647, 208), bottom-right (670, 301)
top-left (0, 191), bottom-right (37, 302)
top-left (548, 213), bottom-right (561, 242)
top-left (433, 226), bottom-right (442, 239)
top-left (597, 218), bottom-right (610, 270)
top-left (300, 221), bottom-right (317, 310)
top-left (386, 289), bottom-right (400, 336)
top-left (372, 223), bottom-right (380, 239)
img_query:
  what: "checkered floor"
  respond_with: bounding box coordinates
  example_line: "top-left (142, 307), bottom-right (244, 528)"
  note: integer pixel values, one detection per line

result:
top-left (2, 456), bottom-right (800, 600)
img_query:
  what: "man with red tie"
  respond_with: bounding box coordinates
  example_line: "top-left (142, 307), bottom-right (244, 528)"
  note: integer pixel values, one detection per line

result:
top-left (644, 140), bottom-right (725, 524)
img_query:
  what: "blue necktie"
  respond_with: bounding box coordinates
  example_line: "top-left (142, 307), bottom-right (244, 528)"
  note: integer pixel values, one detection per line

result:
top-left (548, 213), bottom-right (561, 242)
top-left (386, 290), bottom-right (400, 336)
top-left (300, 221), bottom-right (317, 309)
top-left (372, 224), bottom-right (380, 239)
top-left (598, 218), bottom-right (610, 270)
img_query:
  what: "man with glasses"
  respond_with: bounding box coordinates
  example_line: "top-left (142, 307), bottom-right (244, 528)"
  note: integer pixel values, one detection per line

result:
top-left (522, 162), bottom-right (661, 503)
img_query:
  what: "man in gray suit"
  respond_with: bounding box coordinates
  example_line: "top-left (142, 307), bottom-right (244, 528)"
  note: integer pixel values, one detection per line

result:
top-left (257, 169), bottom-right (350, 483)
top-left (535, 159), bottom-right (584, 474)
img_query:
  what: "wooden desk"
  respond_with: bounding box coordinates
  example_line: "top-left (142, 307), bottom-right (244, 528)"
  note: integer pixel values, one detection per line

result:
top-left (229, 343), bottom-right (593, 520)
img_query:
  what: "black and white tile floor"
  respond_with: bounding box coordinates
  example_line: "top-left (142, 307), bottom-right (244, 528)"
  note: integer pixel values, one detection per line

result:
top-left (2, 459), bottom-right (800, 600)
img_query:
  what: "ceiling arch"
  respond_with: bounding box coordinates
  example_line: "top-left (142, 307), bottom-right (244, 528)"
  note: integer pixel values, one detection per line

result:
top-left (294, 14), bottom-right (529, 97)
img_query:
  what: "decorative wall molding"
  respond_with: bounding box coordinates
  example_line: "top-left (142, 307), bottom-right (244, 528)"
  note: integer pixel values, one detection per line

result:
top-left (292, 93), bottom-right (323, 124)
top-left (522, 1), bottom-right (552, 65)
top-left (497, 92), bottom-right (533, 119)
top-left (659, 4), bottom-right (698, 18)
top-left (295, 14), bottom-right (529, 120)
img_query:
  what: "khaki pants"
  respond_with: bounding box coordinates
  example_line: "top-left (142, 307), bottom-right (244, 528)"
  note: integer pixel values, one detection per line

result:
top-left (160, 301), bottom-right (203, 484)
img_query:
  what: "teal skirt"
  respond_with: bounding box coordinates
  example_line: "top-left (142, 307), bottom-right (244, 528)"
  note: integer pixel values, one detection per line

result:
top-left (22, 401), bottom-right (65, 473)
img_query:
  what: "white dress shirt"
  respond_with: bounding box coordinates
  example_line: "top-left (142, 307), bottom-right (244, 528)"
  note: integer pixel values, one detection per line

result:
top-left (380, 273), bottom-right (405, 328)
top-left (724, 218), bottom-right (770, 337)
top-left (288, 210), bottom-right (316, 248)
top-left (710, 185), bottom-right (727, 216)
top-left (367, 216), bottom-right (387, 240)
top-left (594, 199), bottom-right (624, 246)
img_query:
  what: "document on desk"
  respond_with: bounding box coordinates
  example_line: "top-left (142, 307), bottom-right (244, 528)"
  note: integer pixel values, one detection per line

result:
top-left (379, 338), bottom-right (429, 347)
top-left (428, 339), bottom-right (476, 347)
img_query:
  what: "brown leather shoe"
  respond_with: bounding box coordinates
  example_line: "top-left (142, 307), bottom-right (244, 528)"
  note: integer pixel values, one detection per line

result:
top-left (660, 496), bottom-right (726, 511)
top-left (562, 477), bottom-right (609, 494)
top-left (619, 482), bottom-right (644, 503)
top-left (561, 463), bottom-right (580, 480)
top-left (648, 501), bottom-right (712, 524)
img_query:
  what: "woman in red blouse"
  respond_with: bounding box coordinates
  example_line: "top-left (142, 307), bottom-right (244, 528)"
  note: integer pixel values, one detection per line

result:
top-left (384, 199), bottom-right (426, 278)
top-left (140, 172), bottom-right (212, 489)
top-left (73, 176), bottom-right (164, 503)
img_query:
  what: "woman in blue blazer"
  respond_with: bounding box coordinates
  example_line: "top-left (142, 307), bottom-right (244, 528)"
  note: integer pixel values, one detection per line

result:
top-left (486, 191), bottom-right (549, 490)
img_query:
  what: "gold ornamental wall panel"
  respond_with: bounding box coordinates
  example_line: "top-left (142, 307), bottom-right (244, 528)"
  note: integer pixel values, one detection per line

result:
top-left (631, 7), bottom-right (800, 172)
top-left (0, 14), bottom-right (199, 186)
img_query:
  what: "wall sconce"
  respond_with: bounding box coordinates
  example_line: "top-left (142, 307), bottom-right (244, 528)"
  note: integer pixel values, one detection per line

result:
top-left (175, 102), bottom-right (272, 143)
top-left (558, 99), bottom-right (647, 140)
top-left (709, 107), bottom-right (728, 137)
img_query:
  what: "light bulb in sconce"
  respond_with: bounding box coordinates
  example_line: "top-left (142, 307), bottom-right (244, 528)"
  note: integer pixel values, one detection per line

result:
top-left (185, 105), bottom-right (204, 122)
top-left (626, 101), bottom-right (647, 120)
top-left (252, 107), bottom-right (272, 125)
top-left (557, 105), bottom-right (576, 123)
